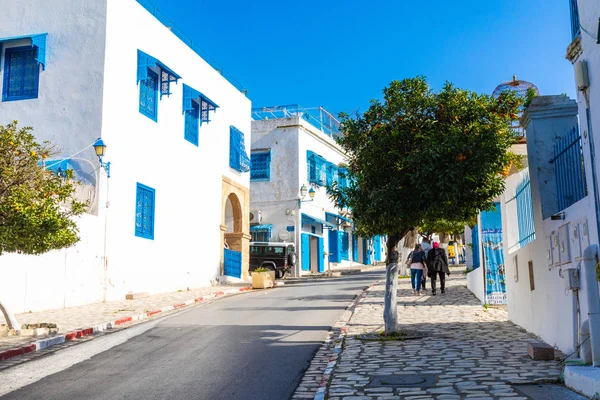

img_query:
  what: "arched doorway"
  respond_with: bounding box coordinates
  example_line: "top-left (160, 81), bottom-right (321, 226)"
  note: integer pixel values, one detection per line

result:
top-left (220, 176), bottom-right (251, 280)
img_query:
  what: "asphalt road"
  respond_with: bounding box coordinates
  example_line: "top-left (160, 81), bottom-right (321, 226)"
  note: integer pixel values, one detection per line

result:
top-left (1, 270), bottom-right (384, 400)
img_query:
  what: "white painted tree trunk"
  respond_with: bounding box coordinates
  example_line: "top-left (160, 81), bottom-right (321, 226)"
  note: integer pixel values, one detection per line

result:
top-left (0, 297), bottom-right (20, 331)
top-left (383, 261), bottom-right (399, 335)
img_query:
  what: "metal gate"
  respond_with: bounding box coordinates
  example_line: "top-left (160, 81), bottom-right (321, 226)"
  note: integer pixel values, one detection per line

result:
top-left (224, 248), bottom-right (242, 278)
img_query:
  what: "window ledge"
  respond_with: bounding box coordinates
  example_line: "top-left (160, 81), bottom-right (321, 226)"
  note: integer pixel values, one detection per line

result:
top-left (566, 34), bottom-right (582, 63)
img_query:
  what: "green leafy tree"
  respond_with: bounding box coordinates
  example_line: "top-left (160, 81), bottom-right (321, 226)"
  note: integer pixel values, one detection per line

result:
top-left (331, 77), bottom-right (520, 334)
top-left (0, 121), bottom-right (86, 330)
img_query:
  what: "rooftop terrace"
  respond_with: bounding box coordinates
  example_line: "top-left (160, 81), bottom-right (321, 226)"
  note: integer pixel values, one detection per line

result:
top-left (252, 105), bottom-right (342, 140)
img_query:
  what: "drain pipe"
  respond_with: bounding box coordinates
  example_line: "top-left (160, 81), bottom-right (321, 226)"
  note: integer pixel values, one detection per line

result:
top-left (583, 245), bottom-right (600, 366)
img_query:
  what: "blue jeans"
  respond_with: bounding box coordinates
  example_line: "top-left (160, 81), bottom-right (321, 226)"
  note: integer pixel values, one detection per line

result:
top-left (411, 269), bottom-right (423, 291)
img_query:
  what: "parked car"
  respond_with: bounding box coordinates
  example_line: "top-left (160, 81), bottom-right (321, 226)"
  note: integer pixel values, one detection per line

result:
top-left (249, 242), bottom-right (296, 279)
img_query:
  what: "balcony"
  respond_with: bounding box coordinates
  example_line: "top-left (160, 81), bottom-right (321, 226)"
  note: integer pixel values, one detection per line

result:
top-left (252, 105), bottom-right (342, 141)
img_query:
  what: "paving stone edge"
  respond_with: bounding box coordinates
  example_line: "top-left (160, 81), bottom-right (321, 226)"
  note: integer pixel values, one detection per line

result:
top-left (311, 281), bottom-right (379, 400)
top-left (0, 285), bottom-right (257, 363)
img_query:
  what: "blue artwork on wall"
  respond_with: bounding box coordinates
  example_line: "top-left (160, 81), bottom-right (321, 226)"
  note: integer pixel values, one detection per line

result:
top-left (481, 203), bottom-right (507, 305)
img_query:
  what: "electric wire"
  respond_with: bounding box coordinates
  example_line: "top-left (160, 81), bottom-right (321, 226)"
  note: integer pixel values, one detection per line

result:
top-left (44, 142), bottom-right (95, 170)
top-left (556, 335), bottom-right (590, 366)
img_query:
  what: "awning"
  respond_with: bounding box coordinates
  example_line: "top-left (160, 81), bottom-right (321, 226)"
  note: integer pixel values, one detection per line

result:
top-left (325, 212), bottom-right (352, 226)
top-left (302, 213), bottom-right (336, 229)
top-left (250, 224), bottom-right (272, 231)
top-left (0, 33), bottom-right (47, 69)
top-left (137, 50), bottom-right (181, 98)
top-left (182, 84), bottom-right (219, 121)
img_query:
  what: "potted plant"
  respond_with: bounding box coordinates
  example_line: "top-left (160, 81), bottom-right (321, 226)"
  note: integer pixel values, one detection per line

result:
top-left (252, 267), bottom-right (275, 289)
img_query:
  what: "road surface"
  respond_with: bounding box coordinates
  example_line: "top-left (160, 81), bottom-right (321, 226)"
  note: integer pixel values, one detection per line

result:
top-left (1, 270), bottom-right (384, 400)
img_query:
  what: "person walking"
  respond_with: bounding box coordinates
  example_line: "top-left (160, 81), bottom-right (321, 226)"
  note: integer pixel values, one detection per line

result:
top-left (420, 238), bottom-right (432, 291)
top-left (427, 242), bottom-right (450, 295)
top-left (408, 244), bottom-right (427, 295)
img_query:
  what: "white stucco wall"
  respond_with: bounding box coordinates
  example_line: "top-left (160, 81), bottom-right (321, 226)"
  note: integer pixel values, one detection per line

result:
top-left (0, 0), bottom-right (109, 314)
top-left (99, 0), bottom-right (250, 299)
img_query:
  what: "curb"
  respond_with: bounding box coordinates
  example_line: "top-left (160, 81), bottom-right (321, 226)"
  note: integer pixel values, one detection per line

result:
top-left (312, 282), bottom-right (378, 400)
top-left (0, 285), bottom-right (255, 363)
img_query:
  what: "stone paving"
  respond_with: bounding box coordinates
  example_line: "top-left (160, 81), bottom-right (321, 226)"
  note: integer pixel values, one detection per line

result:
top-left (0, 282), bottom-right (249, 354)
top-left (301, 266), bottom-right (565, 400)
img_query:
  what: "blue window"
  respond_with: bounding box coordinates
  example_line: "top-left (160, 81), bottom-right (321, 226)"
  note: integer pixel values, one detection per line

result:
top-left (326, 162), bottom-right (338, 187)
top-left (250, 224), bottom-right (272, 242)
top-left (516, 173), bottom-right (535, 248)
top-left (3, 46), bottom-right (40, 101)
top-left (139, 68), bottom-right (158, 121)
top-left (569, 0), bottom-right (581, 40)
top-left (135, 183), bottom-right (155, 240)
top-left (184, 102), bottom-right (199, 146)
top-left (307, 151), bottom-right (326, 186)
top-left (230, 126), bottom-right (250, 172)
top-left (551, 126), bottom-right (587, 211)
top-left (251, 151), bottom-right (271, 181)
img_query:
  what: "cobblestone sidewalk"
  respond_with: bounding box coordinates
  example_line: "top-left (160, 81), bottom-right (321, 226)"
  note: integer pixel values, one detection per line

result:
top-left (319, 267), bottom-right (564, 400)
top-left (0, 282), bottom-right (250, 355)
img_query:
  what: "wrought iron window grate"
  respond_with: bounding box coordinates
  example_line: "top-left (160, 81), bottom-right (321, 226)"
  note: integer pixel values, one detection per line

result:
top-left (230, 126), bottom-right (250, 172)
top-left (516, 173), bottom-right (535, 248)
top-left (2, 47), bottom-right (40, 101)
top-left (550, 126), bottom-right (587, 211)
top-left (139, 68), bottom-right (158, 121)
top-left (184, 102), bottom-right (199, 146)
top-left (135, 183), bottom-right (155, 240)
top-left (251, 151), bottom-right (271, 181)
top-left (251, 229), bottom-right (270, 242)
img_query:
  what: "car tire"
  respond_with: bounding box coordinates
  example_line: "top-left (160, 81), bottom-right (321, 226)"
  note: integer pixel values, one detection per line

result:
top-left (287, 252), bottom-right (297, 267)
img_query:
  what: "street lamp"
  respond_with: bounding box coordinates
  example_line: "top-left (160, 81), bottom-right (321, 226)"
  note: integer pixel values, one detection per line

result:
top-left (298, 184), bottom-right (315, 207)
top-left (93, 138), bottom-right (111, 178)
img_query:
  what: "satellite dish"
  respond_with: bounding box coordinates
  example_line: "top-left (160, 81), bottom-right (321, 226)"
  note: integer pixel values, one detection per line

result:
top-left (279, 230), bottom-right (291, 241)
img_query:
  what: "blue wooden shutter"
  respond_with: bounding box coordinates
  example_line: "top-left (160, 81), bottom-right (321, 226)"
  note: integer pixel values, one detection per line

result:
top-left (329, 229), bottom-right (340, 262)
top-left (317, 236), bottom-right (324, 272)
top-left (301, 234), bottom-right (311, 271)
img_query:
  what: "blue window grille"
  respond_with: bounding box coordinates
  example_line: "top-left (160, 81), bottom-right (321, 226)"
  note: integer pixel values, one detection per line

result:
top-left (2, 46), bottom-right (40, 101)
top-left (135, 183), bottom-right (155, 240)
top-left (230, 126), bottom-right (250, 172)
top-left (307, 151), bottom-right (327, 186)
top-left (551, 126), bottom-right (587, 211)
top-left (251, 150), bottom-right (271, 181)
top-left (340, 231), bottom-right (349, 260)
top-left (137, 50), bottom-right (181, 99)
top-left (250, 226), bottom-right (271, 242)
top-left (184, 102), bottom-right (199, 146)
top-left (570, 0), bottom-right (581, 40)
top-left (516, 173), bottom-right (535, 248)
top-left (139, 68), bottom-right (158, 121)
top-left (182, 83), bottom-right (218, 124)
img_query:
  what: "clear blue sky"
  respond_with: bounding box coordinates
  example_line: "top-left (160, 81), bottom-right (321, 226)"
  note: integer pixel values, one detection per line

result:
top-left (148, 0), bottom-right (576, 116)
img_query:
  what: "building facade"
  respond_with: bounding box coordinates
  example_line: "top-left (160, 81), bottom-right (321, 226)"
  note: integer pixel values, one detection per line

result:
top-left (0, 0), bottom-right (251, 314)
top-left (250, 106), bottom-right (385, 275)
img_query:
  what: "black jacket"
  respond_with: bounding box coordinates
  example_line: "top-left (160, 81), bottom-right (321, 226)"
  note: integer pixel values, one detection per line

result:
top-left (427, 248), bottom-right (450, 275)
top-left (410, 250), bottom-right (427, 264)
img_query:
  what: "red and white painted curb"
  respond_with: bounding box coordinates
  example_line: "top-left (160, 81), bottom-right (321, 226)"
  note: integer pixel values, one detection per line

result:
top-left (0, 285), bottom-right (257, 363)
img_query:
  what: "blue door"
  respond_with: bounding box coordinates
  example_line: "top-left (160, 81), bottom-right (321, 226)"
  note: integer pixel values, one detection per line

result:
top-left (317, 236), bottom-right (324, 272)
top-left (224, 249), bottom-right (242, 278)
top-left (329, 230), bottom-right (340, 262)
top-left (301, 233), bottom-right (311, 271)
top-left (362, 238), bottom-right (370, 265)
top-left (373, 236), bottom-right (381, 261)
top-left (352, 234), bottom-right (358, 261)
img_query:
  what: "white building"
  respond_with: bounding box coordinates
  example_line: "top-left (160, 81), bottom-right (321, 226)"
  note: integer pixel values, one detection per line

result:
top-left (0, 0), bottom-right (252, 314)
top-left (250, 105), bottom-right (385, 275)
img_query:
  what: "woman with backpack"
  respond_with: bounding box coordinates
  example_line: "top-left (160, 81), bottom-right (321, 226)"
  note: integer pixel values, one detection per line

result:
top-left (407, 244), bottom-right (427, 295)
top-left (427, 242), bottom-right (450, 295)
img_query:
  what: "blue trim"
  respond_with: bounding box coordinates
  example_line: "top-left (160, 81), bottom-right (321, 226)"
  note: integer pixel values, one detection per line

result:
top-left (182, 84), bottom-right (218, 124)
top-left (325, 212), bottom-right (351, 225)
top-left (0, 33), bottom-right (47, 69)
top-left (137, 50), bottom-right (180, 99)
top-left (516, 174), bottom-right (535, 248)
top-left (184, 101), bottom-right (199, 146)
top-left (250, 150), bottom-right (271, 181)
top-left (2, 46), bottom-right (40, 102)
top-left (317, 236), bottom-right (324, 272)
top-left (301, 213), bottom-right (336, 229)
top-left (139, 68), bottom-right (158, 121)
top-left (229, 126), bottom-right (250, 172)
top-left (135, 183), bottom-right (156, 240)
top-left (250, 224), bottom-right (272, 231)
